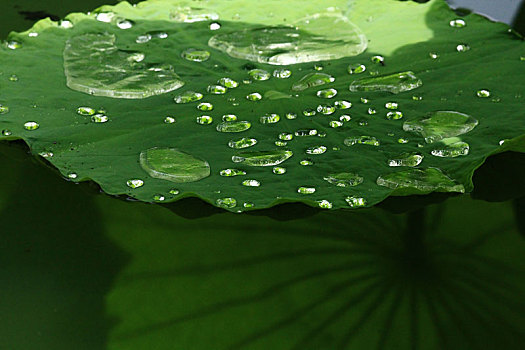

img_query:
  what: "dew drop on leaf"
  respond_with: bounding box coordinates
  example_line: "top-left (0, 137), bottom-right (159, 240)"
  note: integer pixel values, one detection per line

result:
top-left (139, 148), bottom-right (211, 183)
top-left (292, 72), bottom-right (335, 91)
top-left (196, 115), bottom-right (213, 125)
top-left (181, 48), bottom-right (211, 62)
top-left (174, 91), bottom-right (203, 104)
top-left (349, 71), bottom-right (422, 94)
top-left (23, 121), bottom-right (39, 130)
top-left (324, 172), bottom-right (363, 187)
top-left (388, 152), bottom-right (423, 167)
top-left (216, 197), bottom-right (237, 208)
top-left (403, 110), bottom-right (478, 143)
top-left (297, 186), bottom-right (315, 194)
top-left (220, 168), bottom-right (246, 177)
top-left (228, 137), bottom-right (258, 149)
top-left (344, 135), bottom-right (380, 146)
top-left (216, 121), bottom-right (251, 132)
top-left (377, 167), bottom-right (465, 192)
top-left (242, 179), bottom-right (260, 187)
top-left (126, 179), bottom-right (144, 189)
top-left (232, 150), bottom-right (293, 166)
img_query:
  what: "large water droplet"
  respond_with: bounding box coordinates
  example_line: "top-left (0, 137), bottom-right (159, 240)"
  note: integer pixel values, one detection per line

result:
top-left (182, 48), bottom-right (211, 62)
top-left (324, 172), bottom-right (363, 187)
top-left (349, 71), bottom-right (422, 94)
top-left (403, 110), bottom-right (478, 143)
top-left (126, 179), bottom-right (144, 188)
top-left (388, 152), bottom-right (423, 167)
top-left (297, 186), bottom-right (316, 194)
top-left (317, 88), bottom-right (337, 99)
top-left (248, 69), bottom-right (271, 81)
top-left (218, 77), bottom-right (239, 88)
top-left (344, 135), bottom-right (380, 146)
top-left (345, 196), bottom-right (367, 208)
top-left (222, 114), bottom-right (237, 122)
top-left (242, 179), bottom-right (260, 187)
top-left (23, 121), bottom-right (39, 130)
top-left (117, 19), bottom-right (134, 30)
top-left (2, 129), bottom-right (12, 136)
top-left (196, 115), bottom-right (213, 125)
top-left (210, 22), bottom-right (221, 30)
top-left (64, 33), bottom-right (183, 98)
top-left (317, 105), bottom-right (336, 115)
top-left (386, 111), bottom-right (403, 120)
top-left (306, 145), bottom-right (327, 154)
top-left (216, 121), bottom-right (251, 132)
top-left (197, 102), bottom-right (213, 111)
top-left (140, 147), bottom-right (210, 183)
top-left (220, 168), bottom-right (246, 177)
top-left (208, 13), bottom-right (367, 65)
top-left (246, 92), bottom-right (262, 101)
top-left (348, 63), bottom-right (366, 74)
top-left (260, 113), bottom-right (280, 124)
top-left (232, 150), bottom-right (293, 166)
top-left (334, 100), bottom-right (352, 109)
top-left (207, 85), bottom-right (227, 94)
top-left (174, 91), bottom-right (203, 104)
top-left (216, 197), bottom-right (237, 209)
top-left (229, 137), bottom-right (258, 149)
top-left (377, 167), bottom-right (465, 193)
top-left (292, 72), bottom-right (335, 91)
top-left (273, 69), bottom-right (292, 78)
top-left (430, 137), bottom-right (469, 157)
top-left (340, 115), bottom-right (351, 122)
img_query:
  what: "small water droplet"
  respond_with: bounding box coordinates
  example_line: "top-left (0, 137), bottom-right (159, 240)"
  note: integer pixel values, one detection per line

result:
top-left (330, 120), bottom-right (343, 128)
top-left (127, 179), bottom-right (144, 188)
top-left (385, 102), bottom-right (398, 110)
top-left (95, 12), bottom-right (115, 22)
top-left (403, 110), bottom-right (478, 143)
top-left (360, 97), bottom-right (369, 104)
top-left (246, 92), bottom-right (262, 101)
top-left (367, 108), bottom-right (377, 115)
top-left (317, 105), bottom-right (336, 115)
top-left (182, 48), bottom-right (211, 62)
top-left (340, 115), bottom-right (351, 122)
top-left (350, 71), bottom-right (422, 94)
top-left (275, 140), bottom-right (287, 146)
top-left (135, 34), bottom-right (152, 43)
top-left (386, 111), bottom-right (403, 120)
top-left (248, 69), bottom-right (271, 81)
top-left (348, 63), bottom-right (366, 74)
top-left (300, 159), bottom-right (314, 166)
top-left (344, 135), bottom-right (380, 146)
top-left (67, 172), bottom-right (78, 179)
top-left (153, 194), bottom-right (165, 201)
top-left (412, 96), bottom-right (423, 101)
top-left (140, 148), bottom-right (210, 183)
top-left (222, 114), bottom-right (237, 121)
top-left (197, 102), bottom-right (214, 111)
top-left (229, 137), bottom-right (258, 149)
top-left (76, 106), bottom-right (95, 116)
top-left (164, 116), bottom-right (176, 124)
top-left (449, 19), bottom-right (466, 28)
top-left (39, 151), bottom-right (53, 158)
top-left (456, 44), bottom-right (470, 52)
top-left (358, 119), bottom-right (368, 126)
top-left (169, 189), bottom-right (180, 195)
top-left (260, 113), bottom-right (280, 124)
top-left (371, 55), bottom-right (384, 64)
top-left (273, 166), bottom-right (286, 174)
top-left (117, 19), bottom-right (134, 29)
top-left (8, 74), bottom-right (18, 82)
top-left (388, 152), bottom-right (423, 167)
top-left (429, 52), bottom-right (439, 59)
top-left (345, 196), bottom-right (367, 208)
top-left (2, 129), bottom-right (12, 136)
top-left (23, 121), bottom-right (39, 130)
top-left (243, 202), bottom-right (255, 208)
top-left (278, 133), bottom-right (293, 141)
top-left (398, 138), bottom-right (409, 144)
top-left (324, 172), bottom-right (363, 187)
top-left (7, 40), bottom-right (22, 50)
top-left (209, 22), bottom-right (221, 30)
top-left (476, 89), bottom-right (491, 98)
top-left (196, 115), bottom-right (213, 125)
top-left (334, 100), bottom-right (352, 109)
top-left (297, 186), bottom-right (315, 194)
top-left (217, 121), bottom-right (251, 132)
top-left (218, 77), bottom-right (238, 88)
top-left (207, 85), bottom-right (227, 94)
top-left (295, 129), bottom-right (318, 137)
top-left (431, 138), bottom-right (469, 157)
top-left (377, 167), bottom-right (464, 193)
top-left (286, 113), bottom-right (297, 120)
top-left (91, 114), bottom-right (108, 123)
top-left (216, 197), bottom-right (237, 208)
top-left (232, 150), bottom-right (293, 166)
top-left (316, 88), bottom-right (337, 99)
top-left (273, 69), bottom-right (292, 79)
top-left (313, 64), bottom-right (324, 71)
top-left (0, 105), bottom-right (10, 114)
top-left (318, 200), bottom-right (333, 209)
top-left (306, 145), bottom-right (327, 154)
top-left (174, 91), bottom-right (203, 104)
top-left (292, 73), bottom-right (335, 91)
top-left (220, 168), bottom-right (246, 177)
top-left (242, 179), bottom-right (260, 187)
top-left (28, 31), bottom-right (38, 37)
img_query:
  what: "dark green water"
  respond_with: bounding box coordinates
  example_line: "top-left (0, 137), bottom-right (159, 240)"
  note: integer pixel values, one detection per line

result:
top-left (0, 1), bottom-right (524, 349)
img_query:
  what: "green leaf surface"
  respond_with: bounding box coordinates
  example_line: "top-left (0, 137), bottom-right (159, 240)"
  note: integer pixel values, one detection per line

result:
top-left (0, 0), bottom-right (524, 211)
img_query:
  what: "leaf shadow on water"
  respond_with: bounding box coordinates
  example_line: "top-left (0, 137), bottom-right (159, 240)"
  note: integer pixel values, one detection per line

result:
top-left (0, 141), bottom-right (129, 350)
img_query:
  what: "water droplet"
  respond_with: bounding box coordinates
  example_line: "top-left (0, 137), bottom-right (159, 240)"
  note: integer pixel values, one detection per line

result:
top-left (403, 110), bottom-right (478, 143)
top-left (8, 74), bottom-right (18, 82)
top-left (286, 113), bottom-right (297, 120)
top-left (273, 69), bottom-right (292, 78)
top-left (197, 102), bottom-right (214, 111)
top-left (174, 91), bottom-right (203, 104)
top-left (242, 179), bottom-right (260, 187)
top-left (0, 105), bottom-right (10, 114)
top-left (358, 119), bottom-right (368, 126)
top-left (385, 102), bottom-right (398, 110)
top-left (229, 137), bottom-right (258, 149)
top-left (207, 85), bottom-right (227, 94)
top-left (275, 140), bottom-right (287, 147)
top-left (2, 129), bottom-right (12, 136)
top-left (260, 113), bottom-right (280, 124)
top-left (66, 172), bottom-right (78, 180)
top-left (334, 100), bottom-right (352, 109)
top-left (170, 7), bottom-right (219, 22)
top-left (136, 34), bottom-right (152, 43)
top-left (292, 73), bottom-right (335, 91)
top-left (218, 77), bottom-right (238, 88)
top-left (91, 114), bottom-right (108, 123)
top-left (306, 145), bottom-right (327, 154)
top-left (398, 138), bottom-right (409, 144)
top-left (413, 96), bottom-right (423, 101)
top-left (345, 196), bottom-right (367, 208)
top-left (222, 114), bottom-right (237, 122)
top-left (429, 52), bottom-right (439, 59)
top-left (232, 150), bottom-right (293, 166)
top-left (324, 172), bottom-right (363, 187)
top-left (386, 111), bottom-right (403, 120)
top-left (360, 97), bottom-right (369, 104)
top-left (339, 115), bottom-right (351, 122)
top-left (59, 20), bottom-right (73, 29)
top-left (315, 200), bottom-right (331, 209)
top-left (349, 71), bottom-right (422, 94)
top-left (216, 121), bottom-right (251, 132)
top-left (39, 151), bottom-right (53, 158)
top-left (371, 55), bottom-right (384, 64)
top-left (243, 202), bottom-right (255, 208)
top-left (456, 44), bottom-right (470, 52)
top-left (95, 12), bottom-right (115, 22)
top-left (196, 115), bottom-right (213, 125)
top-left (64, 33), bottom-right (183, 98)
top-left (168, 189), bottom-right (180, 195)
top-left (430, 138), bottom-right (469, 157)
top-left (273, 166), bottom-right (286, 174)
top-left (313, 64), bottom-right (324, 71)
top-left (208, 13), bottom-right (367, 65)
top-left (476, 89), bottom-right (491, 98)
top-left (330, 120), bottom-right (343, 128)
top-left (297, 186), bottom-right (315, 194)
top-left (140, 147), bottom-right (210, 183)
top-left (318, 132), bottom-right (327, 138)
top-left (449, 19), bottom-right (466, 28)
top-left (216, 197), bottom-right (237, 208)
top-left (152, 194), bottom-right (165, 201)
top-left (302, 108), bottom-right (316, 117)
top-left (317, 105), bottom-right (336, 115)
top-left (300, 159), bottom-right (314, 166)
top-left (367, 108), bottom-right (377, 115)
top-left (117, 19), bottom-right (134, 29)
top-left (377, 167), bottom-right (465, 193)
top-left (316, 88), bottom-right (337, 99)
top-left (23, 121), bottom-right (39, 130)
top-left (295, 129), bottom-right (318, 137)
top-left (182, 48), bottom-right (211, 62)
top-left (344, 135), bottom-right (380, 146)
top-left (127, 179), bottom-right (144, 188)
top-left (348, 63), bottom-right (366, 74)
top-left (277, 133), bottom-right (292, 141)
top-left (246, 92), bottom-right (262, 101)
top-left (76, 106), bottom-right (95, 116)
top-left (220, 168), bottom-right (246, 177)
top-left (210, 22), bottom-right (221, 30)
top-left (7, 40), bottom-right (22, 50)
top-left (248, 69), bottom-right (271, 81)
top-left (388, 152), bottom-right (423, 167)
top-left (164, 116), bottom-right (176, 124)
